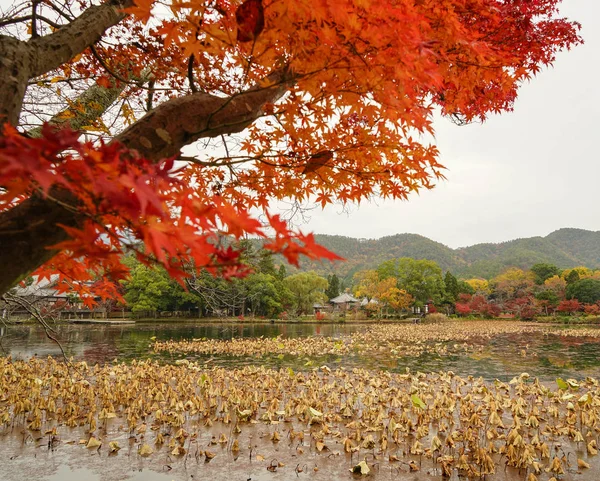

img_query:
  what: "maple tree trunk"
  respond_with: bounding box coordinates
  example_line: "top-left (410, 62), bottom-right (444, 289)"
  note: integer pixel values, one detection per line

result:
top-left (0, 37), bottom-right (34, 125)
top-left (0, 192), bottom-right (79, 295)
top-left (0, 67), bottom-right (149, 294)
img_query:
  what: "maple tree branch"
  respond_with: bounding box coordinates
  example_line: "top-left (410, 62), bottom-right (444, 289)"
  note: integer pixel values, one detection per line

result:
top-left (27, 63), bottom-right (151, 138)
top-left (116, 68), bottom-right (296, 161)
top-left (0, 15), bottom-right (31, 27)
top-left (30, 0), bottom-right (39, 39)
top-left (28, 0), bottom-right (133, 78)
top-left (188, 54), bottom-right (198, 93)
top-left (28, 81), bottom-right (125, 138)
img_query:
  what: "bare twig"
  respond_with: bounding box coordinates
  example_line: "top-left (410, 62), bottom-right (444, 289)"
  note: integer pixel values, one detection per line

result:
top-left (0, 14), bottom-right (60, 29)
top-left (1, 291), bottom-right (69, 362)
top-left (30, 0), bottom-right (39, 38)
top-left (188, 54), bottom-right (197, 93)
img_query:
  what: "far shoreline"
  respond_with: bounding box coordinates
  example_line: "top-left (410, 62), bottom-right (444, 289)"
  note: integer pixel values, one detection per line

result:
top-left (4, 315), bottom-right (600, 326)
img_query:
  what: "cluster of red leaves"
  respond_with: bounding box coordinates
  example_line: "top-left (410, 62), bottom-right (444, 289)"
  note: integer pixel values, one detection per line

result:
top-left (556, 299), bottom-right (582, 314)
top-left (0, 125), bottom-right (341, 306)
top-left (235, 0), bottom-right (264, 42)
top-left (504, 297), bottom-right (540, 320)
top-left (455, 294), bottom-right (501, 318)
top-left (584, 304), bottom-right (600, 316)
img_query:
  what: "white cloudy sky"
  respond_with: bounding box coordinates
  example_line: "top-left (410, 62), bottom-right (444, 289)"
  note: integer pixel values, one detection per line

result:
top-left (294, 0), bottom-right (599, 249)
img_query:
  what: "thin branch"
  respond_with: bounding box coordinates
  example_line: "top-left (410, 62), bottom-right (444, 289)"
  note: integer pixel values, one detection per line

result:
top-left (146, 79), bottom-right (155, 111)
top-left (43, 0), bottom-right (74, 22)
top-left (0, 13), bottom-right (62, 29)
top-left (0, 14), bottom-right (37, 28)
top-left (188, 54), bottom-right (198, 93)
top-left (34, 14), bottom-right (62, 30)
top-left (30, 0), bottom-right (39, 38)
top-left (1, 292), bottom-right (69, 362)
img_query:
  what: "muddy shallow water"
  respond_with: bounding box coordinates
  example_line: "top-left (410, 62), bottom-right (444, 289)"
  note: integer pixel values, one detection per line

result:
top-left (2, 321), bottom-right (600, 481)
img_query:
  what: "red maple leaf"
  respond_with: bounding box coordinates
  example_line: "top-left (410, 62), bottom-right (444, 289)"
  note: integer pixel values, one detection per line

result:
top-left (235, 0), bottom-right (264, 43)
top-left (302, 150), bottom-right (334, 175)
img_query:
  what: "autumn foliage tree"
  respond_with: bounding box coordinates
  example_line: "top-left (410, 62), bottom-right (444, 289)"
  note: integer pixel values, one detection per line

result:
top-left (0, 0), bottom-right (581, 300)
top-left (353, 269), bottom-right (413, 317)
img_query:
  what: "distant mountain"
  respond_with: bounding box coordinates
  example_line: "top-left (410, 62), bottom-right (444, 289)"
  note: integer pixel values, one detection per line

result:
top-left (289, 228), bottom-right (600, 281)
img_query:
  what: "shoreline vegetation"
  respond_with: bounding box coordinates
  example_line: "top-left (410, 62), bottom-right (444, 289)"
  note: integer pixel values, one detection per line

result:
top-left (6, 251), bottom-right (600, 329)
top-left (5, 314), bottom-right (600, 326)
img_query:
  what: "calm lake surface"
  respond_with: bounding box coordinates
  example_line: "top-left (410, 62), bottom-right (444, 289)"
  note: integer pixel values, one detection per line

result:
top-left (2, 321), bottom-right (600, 381)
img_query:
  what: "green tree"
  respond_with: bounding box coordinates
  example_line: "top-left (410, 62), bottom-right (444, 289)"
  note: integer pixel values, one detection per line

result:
top-left (185, 242), bottom-right (288, 317)
top-left (276, 264), bottom-right (287, 281)
top-left (122, 263), bottom-right (189, 314)
top-left (565, 269), bottom-right (581, 285)
top-left (283, 271), bottom-right (328, 315)
top-left (186, 270), bottom-right (247, 317)
top-left (535, 289), bottom-right (560, 315)
top-left (377, 258), bottom-right (445, 305)
top-left (566, 279), bottom-right (600, 305)
top-left (257, 251), bottom-right (277, 276)
top-left (530, 263), bottom-right (561, 285)
top-left (443, 271), bottom-right (459, 302)
top-left (457, 280), bottom-right (475, 296)
top-left (325, 274), bottom-right (341, 300)
top-left (245, 273), bottom-right (289, 317)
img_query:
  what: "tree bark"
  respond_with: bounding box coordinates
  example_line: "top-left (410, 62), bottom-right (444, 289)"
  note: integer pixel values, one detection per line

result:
top-left (116, 69), bottom-right (292, 160)
top-left (0, 36), bottom-right (36, 125)
top-left (28, 0), bottom-right (132, 78)
top-left (0, 191), bottom-right (80, 295)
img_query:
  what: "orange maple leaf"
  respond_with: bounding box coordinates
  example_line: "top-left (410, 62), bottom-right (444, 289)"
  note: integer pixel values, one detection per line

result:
top-left (123, 0), bottom-right (154, 24)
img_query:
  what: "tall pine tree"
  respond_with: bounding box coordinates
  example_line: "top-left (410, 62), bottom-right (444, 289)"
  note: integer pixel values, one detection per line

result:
top-left (325, 274), bottom-right (341, 300)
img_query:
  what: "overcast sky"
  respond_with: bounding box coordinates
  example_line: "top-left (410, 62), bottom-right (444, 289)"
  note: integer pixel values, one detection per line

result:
top-left (294, 0), bottom-right (599, 249)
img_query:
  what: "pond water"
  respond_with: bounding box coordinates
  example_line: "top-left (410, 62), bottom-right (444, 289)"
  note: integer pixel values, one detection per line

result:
top-left (3, 321), bottom-right (600, 481)
top-left (2, 321), bottom-right (600, 381)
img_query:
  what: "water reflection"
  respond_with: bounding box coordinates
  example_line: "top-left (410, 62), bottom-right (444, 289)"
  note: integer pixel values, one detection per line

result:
top-left (2, 321), bottom-right (600, 381)
top-left (0, 322), bottom-right (358, 363)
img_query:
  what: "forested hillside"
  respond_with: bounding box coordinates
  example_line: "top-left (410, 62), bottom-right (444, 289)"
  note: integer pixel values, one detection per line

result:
top-left (290, 228), bottom-right (600, 280)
